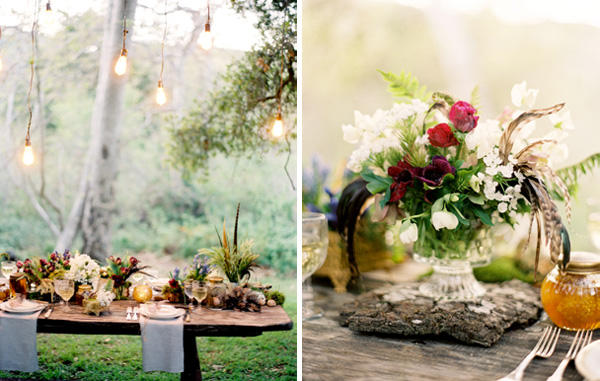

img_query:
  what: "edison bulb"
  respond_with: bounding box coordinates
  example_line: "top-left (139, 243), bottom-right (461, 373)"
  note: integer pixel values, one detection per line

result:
top-left (198, 25), bottom-right (213, 50)
top-left (40, 7), bottom-right (56, 27)
top-left (114, 52), bottom-right (128, 76)
top-left (156, 82), bottom-right (167, 106)
top-left (271, 117), bottom-right (284, 138)
top-left (23, 144), bottom-right (34, 166)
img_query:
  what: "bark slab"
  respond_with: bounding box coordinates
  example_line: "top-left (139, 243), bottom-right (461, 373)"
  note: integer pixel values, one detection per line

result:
top-left (339, 280), bottom-right (542, 347)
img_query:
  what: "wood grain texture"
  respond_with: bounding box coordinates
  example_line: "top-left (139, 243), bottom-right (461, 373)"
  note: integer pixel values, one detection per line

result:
top-left (303, 284), bottom-right (589, 381)
top-left (37, 301), bottom-right (293, 337)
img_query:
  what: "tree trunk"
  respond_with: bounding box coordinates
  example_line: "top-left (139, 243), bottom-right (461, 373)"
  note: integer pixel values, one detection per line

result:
top-left (76, 0), bottom-right (137, 260)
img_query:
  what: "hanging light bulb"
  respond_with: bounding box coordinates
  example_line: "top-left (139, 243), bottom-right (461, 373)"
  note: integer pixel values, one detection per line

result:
top-left (115, 14), bottom-right (129, 76)
top-left (198, 2), bottom-right (213, 50)
top-left (156, 80), bottom-right (167, 106)
top-left (23, 139), bottom-right (34, 166)
top-left (40, 1), bottom-right (56, 27)
top-left (271, 114), bottom-right (284, 138)
top-left (198, 23), bottom-right (213, 50)
top-left (114, 50), bottom-right (127, 75)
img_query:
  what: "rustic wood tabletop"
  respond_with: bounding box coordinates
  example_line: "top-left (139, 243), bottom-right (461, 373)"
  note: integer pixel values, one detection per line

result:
top-left (302, 283), bottom-right (588, 381)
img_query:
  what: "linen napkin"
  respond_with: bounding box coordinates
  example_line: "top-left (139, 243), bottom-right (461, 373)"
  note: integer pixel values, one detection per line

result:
top-left (139, 311), bottom-right (184, 373)
top-left (0, 307), bottom-right (43, 372)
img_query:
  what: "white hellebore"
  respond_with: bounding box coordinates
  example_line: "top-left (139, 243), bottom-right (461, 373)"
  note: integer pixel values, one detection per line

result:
top-left (431, 211), bottom-right (459, 230)
top-left (399, 223), bottom-right (419, 244)
top-left (511, 81), bottom-right (539, 108)
top-left (342, 124), bottom-right (361, 144)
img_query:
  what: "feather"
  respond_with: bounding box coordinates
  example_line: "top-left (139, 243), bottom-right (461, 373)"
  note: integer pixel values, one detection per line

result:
top-left (337, 179), bottom-right (373, 281)
top-left (222, 218), bottom-right (229, 255)
top-left (534, 213), bottom-right (542, 283)
top-left (498, 103), bottom-right (564, 163)
top-left (215, 226), bottom-right (223, 247)
top-left (514, 139), bottom-right (558, 161)
top-left (234, 203), bottom-right (240, 251)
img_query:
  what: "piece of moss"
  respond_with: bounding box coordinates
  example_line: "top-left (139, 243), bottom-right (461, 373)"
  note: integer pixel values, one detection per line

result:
top-left (266, 290), bottom-right (285, 306)
top-left (473, 256), bottom-right (534, 284)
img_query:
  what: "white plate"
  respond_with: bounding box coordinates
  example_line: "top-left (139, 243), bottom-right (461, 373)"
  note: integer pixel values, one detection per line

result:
top-left (0, 300), bottom-right (46, 314)
top-left (576, 339), bottom-right (600, 381)
top-left (140, 304), bottom-right (185, 320)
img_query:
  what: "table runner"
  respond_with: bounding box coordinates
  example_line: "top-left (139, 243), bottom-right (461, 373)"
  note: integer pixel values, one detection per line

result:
top-left (0, 308), bottom-right (43, 372)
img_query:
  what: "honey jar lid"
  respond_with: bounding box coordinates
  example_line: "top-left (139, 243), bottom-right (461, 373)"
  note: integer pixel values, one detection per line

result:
top-left (564, 251), bottom-right (600, 273)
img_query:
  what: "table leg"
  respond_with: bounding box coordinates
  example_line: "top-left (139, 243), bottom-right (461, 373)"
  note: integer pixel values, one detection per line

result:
top-left (182, 333), bottom-right (202, 381)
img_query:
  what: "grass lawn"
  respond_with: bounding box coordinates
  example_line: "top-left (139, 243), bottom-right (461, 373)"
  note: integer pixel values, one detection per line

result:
top-left (0, 276), bottom-right (297, 381)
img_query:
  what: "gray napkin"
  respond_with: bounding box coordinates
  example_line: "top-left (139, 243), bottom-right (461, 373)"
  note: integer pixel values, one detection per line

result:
top-left (0, 308), bottom-right (43, 372)
top-left (139, 313), bottom-right (184, 373)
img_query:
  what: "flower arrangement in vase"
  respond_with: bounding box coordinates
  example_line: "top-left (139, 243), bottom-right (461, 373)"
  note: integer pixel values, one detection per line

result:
top-left (17, 250), bottom-right (71, 300)
top-left (199, 204), bottom-right (259, 284)
top-left (162, 268), bottom-right (184, 303)
top-left (338, 71), bottom-right (599, 300)
top-left (184, 254), bottom-right (213, 283)
top-left (103, 256), bottom-right (147, 300)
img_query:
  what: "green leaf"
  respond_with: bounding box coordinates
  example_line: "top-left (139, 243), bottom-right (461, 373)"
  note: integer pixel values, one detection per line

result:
top-left (380, 186), bottom-right (392, 208)
top-left (473, 206), bottom-right (494, 226)
top-left (557, 152), bottom-right (600, 197)
top-left (468, 194), bottom-right (485, 205)
top-left (361, 168), bottom-right (393, 194)
top-left (431, 197), bottom-right (445, 213)
top-left (432, 92), bottom-right (455, 106)
top-left (378, 70), bottom-right (431, 102)
top-left (470, 85), bottom-right (480, 110)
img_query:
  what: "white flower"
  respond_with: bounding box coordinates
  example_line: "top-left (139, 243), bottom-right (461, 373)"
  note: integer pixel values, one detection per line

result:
top-left (415, 133), bottom-right (429, 146)
top-left (399, 223), bottom-right (419, 244)
top-left (548, 109), bottom-right (574, 130)
top-left (511, 81), bottom-right (539, 108)
top-left (498, 202), bottom-right (508, 213)
top-left (67, 253), bottom-right (100, 284)
top-left (96, 289), bottom-right (115, 307)
top-left (431, 211), bottom-right (459, 230)
top-left (342, 124), bottom-right (361, 144)
top-left (465, 119), bottom-right (502, 159)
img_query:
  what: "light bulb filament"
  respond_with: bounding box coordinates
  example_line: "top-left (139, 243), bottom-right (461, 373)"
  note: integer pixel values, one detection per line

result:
top-left (199, 23), bottom-right (213, 50)
top-left (156, 80), bottom-right (167, 106)
top-left (23, 141), bottom-right (34, 166)
top-left (271, 115), bottom-right (284, 138)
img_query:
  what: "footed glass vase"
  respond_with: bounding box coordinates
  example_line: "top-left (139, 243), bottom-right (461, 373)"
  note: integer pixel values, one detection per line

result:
top-left (413, 228), bottom-right (492, 301)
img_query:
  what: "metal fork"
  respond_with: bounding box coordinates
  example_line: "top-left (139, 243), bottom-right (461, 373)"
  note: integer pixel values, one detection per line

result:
top-left (546, 329), bottom-right (593, 381)
top-left (497, 325), bottom-right (561, 381)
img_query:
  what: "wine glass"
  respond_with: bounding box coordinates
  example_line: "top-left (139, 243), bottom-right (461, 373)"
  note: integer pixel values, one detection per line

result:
top-left (131, 272), bottom-right (144, 286)
top-left (302, 212), bottom-right (329, 321)
top-left (192, 283), bottom-right (208, 313)
top-left (184, 280), bottom-right (194, 307)
top-left (1, 261), bottom-right (16, 281)
top-left (54, 279), bottom-right (75, 311)
top-left (9, 273), bottom-right (28, 304)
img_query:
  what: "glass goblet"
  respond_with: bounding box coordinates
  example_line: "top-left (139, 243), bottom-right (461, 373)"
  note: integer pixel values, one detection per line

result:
top-left (1, 261), bottom-right (17, 281)
top-left (302, 212), bottom-right (329, 321)
top-left (192, 283), bottom-right (208, 313)
top-left (54, 279), bottom-right (75, 311)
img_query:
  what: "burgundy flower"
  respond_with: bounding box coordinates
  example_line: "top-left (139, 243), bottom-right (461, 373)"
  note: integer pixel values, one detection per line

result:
top-left (416, 156), bottom-right (456, 187)
top-left (169, 278), bottom-right (178, 288)
top-left (50, 252), bottom-right (57, 261)
top-left (449, 101), bottom-right (479, 132)
top-left (129, 257), bottom-right (139, 266)
top-left (16, 261), bottom-right (23, 268)
top-left (427, 123), bottom-right (459, 147)
top-left (115, 257), bottom-right (122, 265)
top-left (387, 160), bottom-right (421, 203)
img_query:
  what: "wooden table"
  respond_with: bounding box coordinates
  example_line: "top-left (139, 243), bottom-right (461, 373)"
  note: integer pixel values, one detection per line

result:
top-left (35, 300), bottom-right (293, 380)
top-left (303, 283), bottom-right (590, 381)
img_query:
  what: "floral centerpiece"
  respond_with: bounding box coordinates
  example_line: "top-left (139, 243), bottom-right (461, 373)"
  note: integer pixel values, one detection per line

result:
top-left (83, 287), bottom-right (115, 316)
top-left (66, 252), bottom-right (100, 286)
top-left (102, 255), bottom-right (147, 300)
top-left (162, 268), bottom-right (184, 303)
top-left (199, 204), bottom-right (259, 284)
top-left (184, 254), bottom-right (213, 283)
top-left (338, 71), bottom-right (596, 300)
top-left (17, 250), bottom-right (71, 299)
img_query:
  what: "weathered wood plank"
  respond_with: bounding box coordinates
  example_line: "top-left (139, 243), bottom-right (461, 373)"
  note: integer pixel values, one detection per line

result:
top-left (302, 284), bottom-right (587, 381)
top-left (36, 301), bottom-right (293, 336)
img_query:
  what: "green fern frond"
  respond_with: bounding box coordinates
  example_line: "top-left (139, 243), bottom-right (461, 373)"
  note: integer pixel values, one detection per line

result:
top-left (378, 70), bottom-right (431, 102)
top-left (470, 85), bottom-right (480, 110)
top-left (557, 153), bottom-right (600, 195)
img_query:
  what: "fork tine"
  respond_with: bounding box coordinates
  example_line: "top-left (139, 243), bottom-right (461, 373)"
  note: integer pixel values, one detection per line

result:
top-left (566, 329), bottom-right (582, 357)
top-left (533, 326), bottom-right (551, 353)
top-left (538, 327), bottom-right (555, 355)
top-left (541, 327), bottom-right (561, 357)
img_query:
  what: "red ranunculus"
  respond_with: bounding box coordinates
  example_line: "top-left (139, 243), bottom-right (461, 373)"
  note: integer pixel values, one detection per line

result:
top-left (427, 123), bottom-right (459, 147)
top-left (129, 257), bottom-right (139, 266)
top-left (415, 156), bottom-right (456, 187)
top-left (449, 101), bottom-right (479, 132)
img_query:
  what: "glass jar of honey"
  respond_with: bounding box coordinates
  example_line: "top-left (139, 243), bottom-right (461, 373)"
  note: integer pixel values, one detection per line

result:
top-left (540, 251), bottom-right (600, 330)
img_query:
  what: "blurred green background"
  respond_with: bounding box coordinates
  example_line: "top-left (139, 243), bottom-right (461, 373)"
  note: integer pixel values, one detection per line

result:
top-left (303, 0), bottom-right (600, 254)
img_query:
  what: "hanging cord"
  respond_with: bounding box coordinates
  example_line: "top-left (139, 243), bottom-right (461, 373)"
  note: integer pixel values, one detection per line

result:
top-left (159, 0), bottom-right (167, 83)
top-left (206, 2), bottom-right (211, 28)
top-left (278, 6), bottom-right (295, 190)
top-left (121, 1), bottom-right (128, 54)
top-left (26, 1), bottom-right (40, 145)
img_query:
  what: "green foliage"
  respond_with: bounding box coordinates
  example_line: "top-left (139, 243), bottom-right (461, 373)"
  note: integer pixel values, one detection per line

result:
top-left (168, 1), bottom-right (297, 176)
top-left (557, 152), bottom-right (600, 196)
top-left (378, 69), bottom-right (431, 102)
top-left (265, 290), bottom-right (286, 306)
